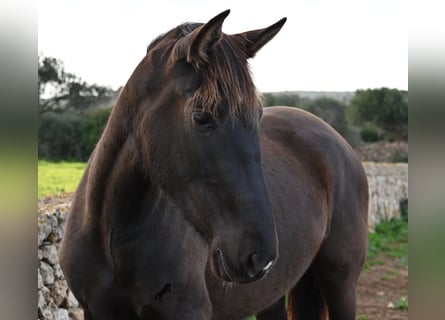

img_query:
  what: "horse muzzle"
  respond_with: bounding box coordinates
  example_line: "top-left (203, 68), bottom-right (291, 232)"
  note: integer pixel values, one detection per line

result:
top-left (214, 248), bottom-right (276, 283)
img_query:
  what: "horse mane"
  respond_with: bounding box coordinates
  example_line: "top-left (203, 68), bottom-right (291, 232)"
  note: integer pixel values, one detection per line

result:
top-left (148, 22), bottom-right (262, 123)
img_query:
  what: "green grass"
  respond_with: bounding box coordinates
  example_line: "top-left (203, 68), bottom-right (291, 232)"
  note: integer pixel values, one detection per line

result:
top-left (365, 206), bottom-right (408, 269)
top-left (394, 296), bottom-right (408, 311)
top-left (38, 161), bottom-right (87, 198)
top-left (380, 269), bottom-right (401, 281)
top-left (356, 311), bottom-right (369, 320)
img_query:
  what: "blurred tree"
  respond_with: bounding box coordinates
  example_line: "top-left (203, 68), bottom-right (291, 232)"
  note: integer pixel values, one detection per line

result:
top-left (80, 109), bottom-right (112, 157)
top-left (38, 111), bottom-right (85, 160)
top-left (261, 92), bottom-right (303, 107)
top-left (38, 55), bottom-right (114, 114)
top-left (347, 88), bottom-right (408, 141)
top-left (38, 108), bottom-right (111, 161)
top-left (302, 97), bottom-right (349, 136)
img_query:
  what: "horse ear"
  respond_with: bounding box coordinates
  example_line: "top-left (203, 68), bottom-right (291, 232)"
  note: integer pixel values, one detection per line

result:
top-left (237, 17), bottom-right (287, 58)
top-left (185, 9), bottom-right (230, 66)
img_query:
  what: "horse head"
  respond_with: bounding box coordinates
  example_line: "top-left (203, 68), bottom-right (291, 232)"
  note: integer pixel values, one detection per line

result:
top-left (128, 10), bottom-right (286, 283)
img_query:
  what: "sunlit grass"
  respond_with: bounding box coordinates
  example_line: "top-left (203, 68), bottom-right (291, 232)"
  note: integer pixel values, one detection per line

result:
top-left (38, 161), bottom-right (86, 198)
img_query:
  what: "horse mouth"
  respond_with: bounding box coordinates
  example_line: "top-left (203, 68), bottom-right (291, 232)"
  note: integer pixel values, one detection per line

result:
top-left (214, 248), bottom-right (234, 282)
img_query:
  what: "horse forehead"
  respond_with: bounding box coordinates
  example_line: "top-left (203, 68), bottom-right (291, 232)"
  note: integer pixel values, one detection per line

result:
top-left (144, 26), bottom-right (259, 120)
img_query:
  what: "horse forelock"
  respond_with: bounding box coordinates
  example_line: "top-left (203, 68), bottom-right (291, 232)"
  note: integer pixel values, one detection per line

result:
top-left (187, 35), bottom-right (261, 124)
top-left (145, 22), bottom-right (261, 125)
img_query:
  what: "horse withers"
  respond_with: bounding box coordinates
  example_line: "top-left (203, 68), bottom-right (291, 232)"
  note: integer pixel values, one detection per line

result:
top-left (59, 10), bottom-right (368, 320)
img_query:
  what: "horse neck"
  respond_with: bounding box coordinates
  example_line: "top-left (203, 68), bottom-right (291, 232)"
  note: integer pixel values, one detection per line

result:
top-left (84, 87), bottom-right (148, 228)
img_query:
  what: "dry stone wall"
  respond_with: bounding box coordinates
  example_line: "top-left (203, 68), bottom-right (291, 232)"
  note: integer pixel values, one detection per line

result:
top-left (362, 162), bottom-right (408, 230)
top-left (37, 162), bottom-right (408, 319)
top-left (38, 204), bottom-right (83, 320)
top-left (354, 142), bottom-right (408, 163)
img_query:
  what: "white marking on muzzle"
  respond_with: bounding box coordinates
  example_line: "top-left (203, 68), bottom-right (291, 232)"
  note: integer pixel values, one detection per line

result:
top-left (263, 260), bottom-right (274, 272)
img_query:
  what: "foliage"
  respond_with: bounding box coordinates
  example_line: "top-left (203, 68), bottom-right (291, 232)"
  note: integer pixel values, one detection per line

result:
top-left (347, 88), bottom-right (408, 141)
top-left (360, 123), bottom-right (383, 142)
top-left (80, 109), bottom-right (111, 157)
top-left (366, 201), bottom-right (408, 269)
top-left (394, 296), bottom-right (408, 311)
top-left (262, 93), bottom-right (352, 141)
top-left (38, 112), bottom-right (85, 161)
top-left (38, 55), bottom-right (115, 114)
top-left (301, 97), bottom-right (349, 137)
top-left (38, 55), bottom-right (114, 161)
top-left (39, 109), bottom-right (111, 161)
top-left (261, 92), bottom-right (307, 107)
top-left (38, 161), bottom-right (87, 197)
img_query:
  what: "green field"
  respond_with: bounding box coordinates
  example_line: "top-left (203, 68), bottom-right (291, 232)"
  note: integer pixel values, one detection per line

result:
top-left (38, 161), bottom-right (87, 198)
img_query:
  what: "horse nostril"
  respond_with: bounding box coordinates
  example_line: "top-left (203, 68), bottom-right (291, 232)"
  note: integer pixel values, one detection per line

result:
top-left (246, 252), bottom-right (274, 278)
top-left (246, 252), bottom-right (259, 278)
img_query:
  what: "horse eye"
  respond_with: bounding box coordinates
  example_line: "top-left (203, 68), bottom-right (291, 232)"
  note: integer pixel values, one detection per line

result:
top-left (192, 111), bottom-right (215, 129)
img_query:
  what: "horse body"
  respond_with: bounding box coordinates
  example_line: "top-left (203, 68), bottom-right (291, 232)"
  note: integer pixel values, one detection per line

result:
top-left (207, 107), bottom-right (368, 319)
top-left (59, 10), bottom-right (368, 320)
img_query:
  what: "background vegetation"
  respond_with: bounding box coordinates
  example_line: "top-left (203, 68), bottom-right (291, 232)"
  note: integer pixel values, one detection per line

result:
top-left (38, 54), bottom-right (408, 162)
top-left (262, 89), bottom-right (408, 146)
top-left (39, 109), bottom-right (111, 161)
top-left (365, 199), bottom-right (408, 269)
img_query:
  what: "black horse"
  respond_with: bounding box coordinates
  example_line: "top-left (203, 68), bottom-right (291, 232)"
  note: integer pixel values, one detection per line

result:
top-left (60, 10), bottom-right (368, 320)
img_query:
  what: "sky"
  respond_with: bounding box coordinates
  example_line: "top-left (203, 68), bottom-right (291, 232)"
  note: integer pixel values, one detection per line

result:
top-left (38, 0), bottom-right (407, 92)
